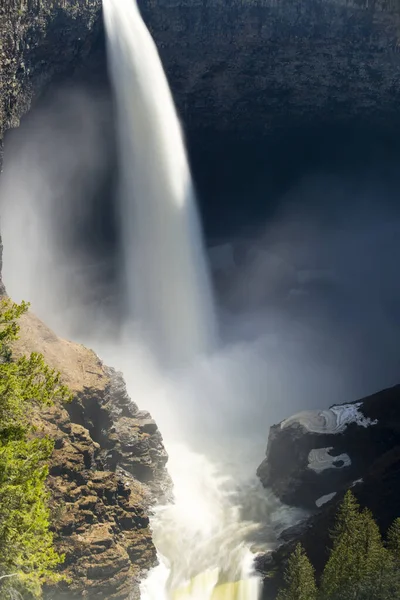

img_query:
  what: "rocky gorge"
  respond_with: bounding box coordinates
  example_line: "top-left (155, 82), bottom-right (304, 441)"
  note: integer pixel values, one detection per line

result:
top-left (3, 0), bottom-right (400, 232)
top-left (1, 0), bottom-right (400, 598)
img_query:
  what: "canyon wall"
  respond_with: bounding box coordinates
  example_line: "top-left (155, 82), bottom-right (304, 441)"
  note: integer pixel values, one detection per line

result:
top-left (2, 1), bottom-right (400, 597)
top-left (0, 0), bottom-right (101, 139)
top-left (142, 0), bottom-right (400, 135)
top-left (2, 0), bottom-right (400, 143)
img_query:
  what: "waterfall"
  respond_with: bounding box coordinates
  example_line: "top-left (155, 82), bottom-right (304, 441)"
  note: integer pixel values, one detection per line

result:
top-left (102, 0), bottom-right (216, 368)
top-left (102, 0), bottom-right (261, 598)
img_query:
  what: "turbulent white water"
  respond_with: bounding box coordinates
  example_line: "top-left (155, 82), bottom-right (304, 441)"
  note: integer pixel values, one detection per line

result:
top-left (103, 0), bottom-right (216, 368)
top-left (96, 342), bottom-right (268, 600)
top-left (140, 444), bottom-right (261, 600)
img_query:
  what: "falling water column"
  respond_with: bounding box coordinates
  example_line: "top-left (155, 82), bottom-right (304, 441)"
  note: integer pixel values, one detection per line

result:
top-left (102, 0), bottom-right (217, 367)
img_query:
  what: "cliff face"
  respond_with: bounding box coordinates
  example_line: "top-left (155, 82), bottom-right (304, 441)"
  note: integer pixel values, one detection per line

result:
top-left (257, 384), bottom-right (400, 510)
top-left (2, 0), bottom-right (400, 143)
top-left (12, 310), bottom-right (169, 600)
top-left (0, 0), bottom-right (101, 140)
top-left (142, 0), bottom-right (400, 136)
top-left (2, 1), bottom-right (400, 597)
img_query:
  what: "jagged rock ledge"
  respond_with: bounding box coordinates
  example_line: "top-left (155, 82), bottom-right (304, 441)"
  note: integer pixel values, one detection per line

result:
top-left (12, 310), bottom-right (170, 600)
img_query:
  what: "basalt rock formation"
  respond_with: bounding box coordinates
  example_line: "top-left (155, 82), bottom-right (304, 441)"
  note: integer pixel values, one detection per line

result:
top-left (12, 310), bottom-right (169, 600)
top-left (3, 0), bottom-right (400, 142)
top-left (0, 0), bottom-right (101, 141)
top-left (143, 0), bottom-right (400, 137)
top-left (257, 384), bottom-right (400, 598)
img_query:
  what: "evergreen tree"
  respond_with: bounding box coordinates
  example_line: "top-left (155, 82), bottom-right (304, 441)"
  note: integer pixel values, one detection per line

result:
top-left (277, 492), bottom-right (400, 600)
top-left (387, 518), bottom-right (400, 560)
top-left (320, 490), bottom-right (365, 600)
top-left (384, 518), bottom-right (400, 597)
top-left (277, 543), bottom-right (317, 600)
top-left (0, 299), bottom-right (71, 598)
top-left (358, 508), bottom-right (391, 600)
top-left (320, 491), bottom-right (392, 600)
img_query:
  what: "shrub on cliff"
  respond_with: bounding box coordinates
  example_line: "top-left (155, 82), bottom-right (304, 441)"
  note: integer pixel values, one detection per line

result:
top-left (0, 298), bottom-right (71, 599)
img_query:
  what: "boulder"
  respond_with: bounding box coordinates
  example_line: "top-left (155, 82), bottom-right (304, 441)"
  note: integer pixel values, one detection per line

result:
top-left (257, 385), bottom-right (400, 510)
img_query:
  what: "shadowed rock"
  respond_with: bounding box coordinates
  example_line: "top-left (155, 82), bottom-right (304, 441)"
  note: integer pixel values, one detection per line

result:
top-left (257, 385), bottom-right (400, 599)
top-left (257, 385), bottom-right (400, 509)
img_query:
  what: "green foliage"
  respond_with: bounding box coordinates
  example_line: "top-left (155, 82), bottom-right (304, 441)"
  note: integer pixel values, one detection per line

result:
top-left (319, 492), bottom-right (391, 600)
top-left (0, 299), bottom-right (69, 599)
top-left (387, 518), bottom-right (400, 559)
top-left (0, 298), bottom-right (29, 361)
top-left (278, 491), bottom-right (400, 600)
top-left (384, 518), bottom-right (400, 595)
top-left (277, 544), bottom-right (317, 600)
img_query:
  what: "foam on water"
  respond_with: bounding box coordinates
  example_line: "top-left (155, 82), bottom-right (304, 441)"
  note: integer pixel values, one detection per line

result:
top-left (139, 444), bottom-right (261, 600)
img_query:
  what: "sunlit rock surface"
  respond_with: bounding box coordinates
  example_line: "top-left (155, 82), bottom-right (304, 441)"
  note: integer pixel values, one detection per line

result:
top-left (11, 310), bottom-right (169, 600)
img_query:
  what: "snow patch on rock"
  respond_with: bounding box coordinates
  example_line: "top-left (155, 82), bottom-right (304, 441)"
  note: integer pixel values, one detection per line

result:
top-left (315, 492), bottom-right (337, 507)
top-left (351, 478), bottom-right (364, 487)
top-left (281, 402), bottom-right (378, 434)
top-left (308, 447), bottom-right (351, 473)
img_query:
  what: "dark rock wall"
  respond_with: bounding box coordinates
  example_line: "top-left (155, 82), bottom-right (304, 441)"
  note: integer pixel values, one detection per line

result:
top-left (258, 444), bottom-right (400, 598)
top-left (140, 0), bottom-right (400, 136)
top-left (0, 0), bottom-right (101, 139)
top-left (257, 384), bottom-right (400, 509)
top-left (3, 0), bottom-right (400, 142)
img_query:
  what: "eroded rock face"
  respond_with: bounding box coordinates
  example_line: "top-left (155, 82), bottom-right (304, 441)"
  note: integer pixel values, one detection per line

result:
top-left (257, 385), bottom-right (400, 509)
top-left (68, 366), bottom-right (169, 499)
top-left (0, 0), bottom-right (101, 139)
top-left (3, 0), bottom-right (400, 141)
top-left (142, 0), bottom-right (400, 136)
top-left (12, 311), bottom-right (169, 599)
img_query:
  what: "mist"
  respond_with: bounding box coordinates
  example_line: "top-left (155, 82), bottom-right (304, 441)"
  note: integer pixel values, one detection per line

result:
top-left (0, 86), bottom-right (120, 341)
top-left (1, 85), bottom-right (400, 449)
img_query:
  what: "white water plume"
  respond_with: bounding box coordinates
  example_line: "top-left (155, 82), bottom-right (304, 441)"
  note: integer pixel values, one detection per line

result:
top-left (95, 337), bottom-right (305, 600)
top-left (103, 0), bottom-right (216, 368)
top-left (140, 444), bottom-right (261, 600)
